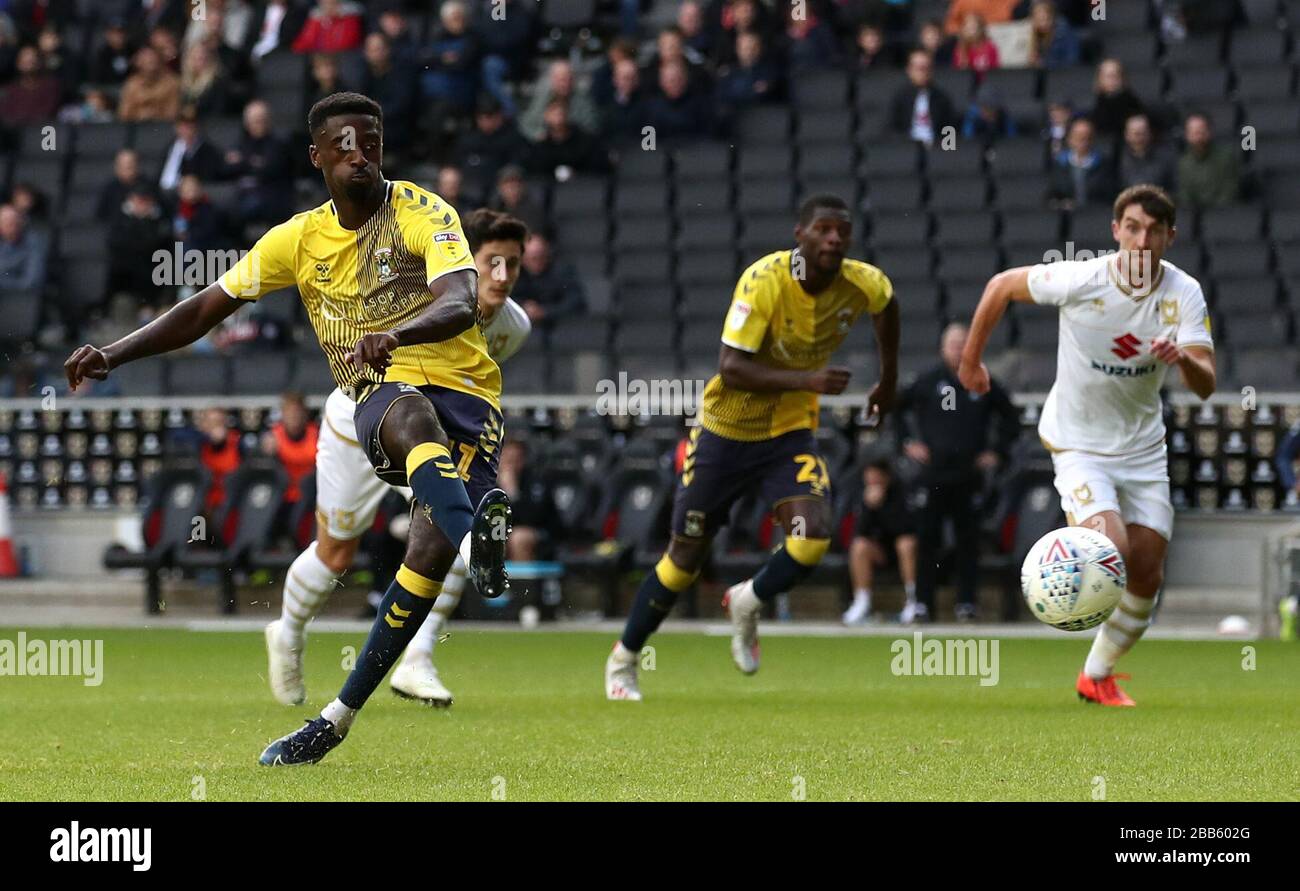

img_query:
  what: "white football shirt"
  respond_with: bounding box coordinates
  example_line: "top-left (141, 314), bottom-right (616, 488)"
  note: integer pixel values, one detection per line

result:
top-left (480, 297), bottom-right (532, 362)
top-left (1027, 254), bottom-right (1214, 455)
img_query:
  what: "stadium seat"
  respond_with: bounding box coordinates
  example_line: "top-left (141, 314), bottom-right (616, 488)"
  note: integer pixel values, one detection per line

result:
top-left (797, 144), bottom-right (856, 183)
top-left (617, 149), bottom-right (669, 183)
top-left (735, 178), bottom-right (796, 214)
top-left (1001, 209), bottom-right (1062, 247)
top-left (74, 122), bottom-right (130, 158)
top-left (859, 139), bottom-right (922, 178)
top-left (1167, 67), bottom-right (1231, 102)
top-left (938, 248), bottom-right (1001, 285)
top-left (1236, 64), bottom-right (1296, 102)
top-left (1269, 209), bottom-right (1300, 242)
top-left (1242, 100), bottom-right (1300, 136)
top-left (551, 177), bottom-right (607, 219)
top-left (614, 182), bottom-right (669, 216)
top-left (1091, 0), bottom-right (1152, 33)
top-left (932, 210), bottom-right (997, 249)
top-left (176, 461), bottom-right (290, 613)
top-left (1210, 275), bottom-right (1280, 312)
top-left (1208, 242), bottom-right (1273, 277)
top-left (1016, 315), bottom-right (1059, 349)
top-left (796, 109), bottom-right (855, 145)
top-left (102, 460), bottom-right (215, 612)
top-left (0, 291), bottom-right (41, 345)
top-left (56, 223), bottom-right (107, 259)
top-left (737, 144), bottom-right (794, 181)
top-left (676, 214), bottom-right (736, 252)
top-left (987, 138), bottom-right (1049, 176)
top-left (991, 173), bottom-right (1051, 211)
top-left (1043, 67), bottom-right (1096, 104)
top-left (1165, 36), bottom-right (1226, 69)
top-left (504, 353), bottom-right (550, 394)
top-left (927, 177), bottom-right (988, 212)
top-left (735, 106), bottom-right (792, 144)
top-left (1230, 346), bottom-right (1299, 388)
top-left (1243, 0), bottom-right (1286, 25)
top-left (1106, 35), bottom-right (1162, 70)
top-left (671, 141), bottom-right (731, 181)
top-left (1229, 28), bottom-right (1290, 63)
top-left (801, 176), bottom-right (859, 205)
top-left (855, 107), bottom-right (892, 141)
top-left (613, 252), bottom-right (673, 290)
top-left (932, 68), bottom-right (973, 103)
top-left (854, 69), bottom-right (908, 112)
top-left (926, 143), bottom-right (984, 179)
top-left (614, 218), bottom-right (671, 252)
top-left (1163, 241), bottom-right (1206, 274)
top-left (1200, 205), bottom-right (1266, 243)
top-left (739, 213), bottom-right (796, 253)
top-left (613, 319), bottom-right (675, 353)
top-left (866, 179), bottom-right (926, 219)
top-left (675, 180), bottom-right (731, 216)
top-left (868, 212), bottom-right (930, 249)
top-left (168, 356), bottom-right (231, 395)
top-left (231, 354), bottom-right (293, 395)
top-left (791, 69), bottom-right (850, 111)
top-left (676, 247), bottom-right (737, 284)
top-left (1224, 312), bottom-right (1292, 347)
top-left (289, 355), bottom-right (334, 394)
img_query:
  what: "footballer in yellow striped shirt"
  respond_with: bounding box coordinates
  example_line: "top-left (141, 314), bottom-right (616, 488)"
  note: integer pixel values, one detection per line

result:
top-left (605, 194), bottom-right (901, 702)
top-left (63, 92), bottom-right (510, 766)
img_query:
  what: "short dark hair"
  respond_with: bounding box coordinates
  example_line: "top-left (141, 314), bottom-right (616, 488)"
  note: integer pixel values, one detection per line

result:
top-left (307, 91), bottom-right (383, 137)
top-left (1113, 184), bottom-right (1176, 230)
top-left (865, 458), bottom-right (893, 477)
top-left (798, 193), bottom-right (849, 226)
top-left (462, 208), bottom-right (529, 255)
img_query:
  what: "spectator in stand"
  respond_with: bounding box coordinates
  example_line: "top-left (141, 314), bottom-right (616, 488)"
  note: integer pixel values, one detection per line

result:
top-left (7, 182), bottom-right (50, 229)
top-left (89, 18), bottom-right (135, 85)
top-left (224, 98), bottom-right (294, 228)
top-left (487, 164), bottom-right (548, 234)
top-left (678, 0), bottom-right (715, 59)
top-left (250, 0), bottom-right (309, 62)
top-left (180, 41), bottom-right (229, 118)
top-left (172, 174), bottom-right (231, 264)
top-left (457, 95), bottom-right (528, 198)
top-left (195, 407), bottom-right (243, 515)
top-left (780, 0), bottom-right (841, 72)
top-left (114, 0), bottom-right (188, 43)
top-left (190, 4), bottom-right (254, 99)
top-left (374, 4), bottom-right (419, 68)
top-left (524, 98), bottom-right (612, 178)
top-left (361, 33), bottom-right (414, 154)
top-left (1048, 116), bottom-right (1116, 209)
top-left (1178, 111), bottom-right (1241, 210)
top-left (291, 0), bottom-right (363, 54)
top-left (1089, 58), bottom-right (1144, 139)
top-left (520, 59), bottom-right (600, 142)
top-left (496, 439), bottom-right (555, 561)
top-left (843, 458), bottom-right (918, 625)
top-left (305, 52), bottom-right (348, 117)
top-left (57, 87), bottom-right (117, 124)
top-left (943, 0), bottom-right (1021, 34)
top-left (643, 59), bottom-right (713, 142)
top-left (513, 231), bottom-right (587, 326)
top-left (261, 391), bottom-right (319, 536)
top-left (591, 37), bottom-right (639, 107)
top-left (0, 45), bottom-right (60, 127)
top-left (107, 185), bottom-right (172, 314)
top-left (36, 25), bottom-right (78, 106)
top-left (1043, 96), bottom-right (1072, 156)
top-left (97, 149), bottom-right (155, 220)
top-left (716, 31), bottom-right (780, 114)
top-left (158, 107), bottom-right (226, 193)
top-left (897, 322), bottom-right (1020, 623)
top-left (0, 204), bottom-right (49, 296)
top-left (598, 57), bottom-right (648, 145)
top-left (118, 45), bottom-right (181, 121)
top-left (963, 83), bottom-right (1016, 148)
top-left (420, 0), bottom-right (481, 139)
top-left (436, 164), bottom-right (465, 212)
top-left (710, 0), bottom-right (775, 67)
top-left (1027, 0), bottom-right (1080, 69)
top-left (1118, 113), bottom-right (1177, 193)
top-left (184, 0), bottom-right (257, 56)
top-left (147, 26), bottom-right (182, 72)
top-left (916, 17), bottom-right (953, 67)
top-left (474, 0), bottom-right (536, 118)
top-left (890, 48), bottom-right (958, 146)
top-left (952, 11), bottom-right (999, 77)
top-left (854, 23), bottom-right (898, 70)
top-left (648, 25), bottom-right (709, 92)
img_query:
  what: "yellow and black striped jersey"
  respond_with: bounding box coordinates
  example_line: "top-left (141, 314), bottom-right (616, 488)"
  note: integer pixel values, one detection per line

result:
top-left (700, 249), bottom-right (893, 442)
top-left (218, 179), bottom-right (500, 408)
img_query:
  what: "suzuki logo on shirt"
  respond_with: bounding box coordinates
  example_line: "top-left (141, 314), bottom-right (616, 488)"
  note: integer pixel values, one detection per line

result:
top-left (1111, 333), bottom-right (1141, 360)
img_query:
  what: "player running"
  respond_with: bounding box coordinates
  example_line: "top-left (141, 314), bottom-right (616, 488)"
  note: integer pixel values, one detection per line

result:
top-left (265, 208), bottom-right (532, 709)
top-left (64, 92), bottom-right (511, 764)
top-left (605, 193), bottom-right (900, 700)
top-left (958, 184), bottom-right (1216, 707)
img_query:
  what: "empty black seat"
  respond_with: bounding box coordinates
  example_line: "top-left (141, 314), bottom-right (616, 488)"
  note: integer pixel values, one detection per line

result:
top-left (869, 212), bottom-right (930, 249)
top-left (1229, 28), bottom-right (1289, 64)
top-left (168, 355), bottom-right (231, 395)
top-left (676, 180), bottom-right (731, 216)
top-left (613, 250), bottom-right (673, 286)
top-left (735, 106), bottom-right (791, 144)
top-left (672, 141), bottom-right (731, 181)
top-left (75, 123), bottom-right (131, 157)
top-left (1001, 209), bottom-right (1062, 246)
top-left (988, 138), bottom-right (1048, 176)
top-left (1208, 242), bottom-right (1273, 277)
top-left (796, 110), bottom-right (854, 145)
top-left (864, 178), bottom-right (924, 212)
top-left (859, 139), bottom-right (921, 178)
top-left (1200, 205), bottom-right (1266, 243)
top-left (1235, 64), bottom-right (1295, 102)
top-left (736, 178), bottom-right (796, 214)
top-left (676, 214), bottom-right (736, 251)
top-left (551, 177), bottom-right (607, 218)
top-left (737, 145), bottom-right (793, 180)
top-left (231, 354), bottom-right (293, 394)
top-left (614, 182), bottom-right (669, 216)
top-left (933, 211), bottom-right (997, 249)
top-left (614, 218), bottom-right (671, 252)
top-left (928, 177), bottom-right (988, 211)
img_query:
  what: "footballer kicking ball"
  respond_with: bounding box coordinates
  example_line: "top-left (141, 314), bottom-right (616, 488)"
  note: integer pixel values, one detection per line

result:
top-left (1021, 527), bottom-right (1126, 632)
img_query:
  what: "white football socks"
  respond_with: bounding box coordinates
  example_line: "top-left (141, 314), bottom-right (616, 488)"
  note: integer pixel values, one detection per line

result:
top-left (321, 698), bottom-right (356, 736)
top-left (404, 556), bottom-right (466, 662)
top-left (280, 542), bottom-right (340, 645)
top-left (1085, 590), bottom-right (1156, 679)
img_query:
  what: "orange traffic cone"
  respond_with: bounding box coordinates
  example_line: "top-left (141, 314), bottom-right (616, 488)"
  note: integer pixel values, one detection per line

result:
top-left (0, 472), bottom-right (18, 577)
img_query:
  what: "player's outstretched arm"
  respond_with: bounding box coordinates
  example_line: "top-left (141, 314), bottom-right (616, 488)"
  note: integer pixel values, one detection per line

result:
top-left (958, 266), bottom-right (1035, 395)
top-left (718, 345), bottom-right (851, 395)
top-left (349, 268), bottom-right (479, 374)
top-left (867, 298), bottom-right (900, 420)
top-left (1153, 341), bottom-right (1216, 400)
top-left (63, 283), bottom-right (244, 390)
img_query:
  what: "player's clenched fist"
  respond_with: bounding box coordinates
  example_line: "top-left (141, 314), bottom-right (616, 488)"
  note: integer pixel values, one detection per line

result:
top-left (958, 359), bottom-right (990, 395)
top-left (1149, 336), bottom-right (1182, 365)
top-left (349, 331), bottom-right (399, 375)
top-left (64, 344), bottom-right (111, 391)
top-left (807, 366), bottom-right (851, 395)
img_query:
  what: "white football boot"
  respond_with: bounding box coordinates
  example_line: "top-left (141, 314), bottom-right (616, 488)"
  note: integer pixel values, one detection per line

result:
top-left (723, 580), bottom-right (762, 675)
top-left (842, 592), bottom-right (871, 625)
top-left (265, 620), bottom-right (306, 706)
top-left (604, 642), bottom-right (642, 701)
top-left (899, 600), bottom-right (929, 625)
top-left (390, 656), bottom-right (454, 707)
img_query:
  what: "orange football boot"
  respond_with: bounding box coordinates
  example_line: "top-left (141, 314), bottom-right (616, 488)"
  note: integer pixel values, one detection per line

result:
top-left (1076, 671), bottom-right (1136, 707)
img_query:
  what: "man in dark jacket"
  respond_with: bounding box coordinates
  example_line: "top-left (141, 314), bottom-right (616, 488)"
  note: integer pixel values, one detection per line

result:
top-left (457, 95), bottom-right (529, 198)
top-left (896, 322), bottom-right (1021, 622)
top-left (223, 98), bottom-right (294, 227)
top-left (889, 49), bottom-right (959, 147)
top-left (642, 59), bottom-right (712, 142)
top-left (523, 98), bottom-right (611, 177)
top-left (512, 231), bottom-right (586, 326)
top-left (360, 31), bottom-right (415, 153)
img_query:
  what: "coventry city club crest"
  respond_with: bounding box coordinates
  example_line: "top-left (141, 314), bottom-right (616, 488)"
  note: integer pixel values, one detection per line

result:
top-left (374, 247), bottom-right (397, 284)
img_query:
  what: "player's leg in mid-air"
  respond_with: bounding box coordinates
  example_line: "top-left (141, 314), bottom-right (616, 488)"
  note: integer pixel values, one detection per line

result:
top-left (260, 389), bottom-right (509, 765)
top-left (390, 385), bottom-right (504, 705)
top-left (266, 390), bottom-right (390, 705)
top-left (1054, 446), bottom-right (1170, 707)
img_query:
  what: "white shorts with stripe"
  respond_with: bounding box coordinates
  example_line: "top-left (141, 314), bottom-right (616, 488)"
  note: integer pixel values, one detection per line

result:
top-left (1051, 439), bottom-right (1174, 542)
top-left (316, 388), bottom-right (411, 540)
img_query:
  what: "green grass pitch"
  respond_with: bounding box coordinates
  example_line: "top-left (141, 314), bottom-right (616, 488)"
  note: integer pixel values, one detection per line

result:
top-left (1, 627), bottom-right (1296, 801)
